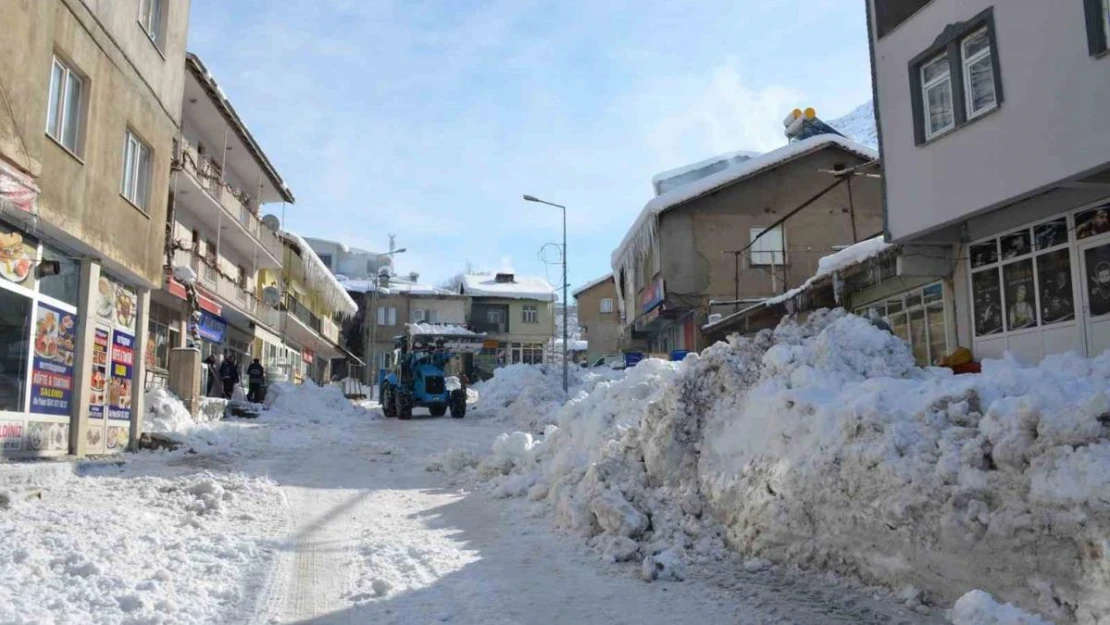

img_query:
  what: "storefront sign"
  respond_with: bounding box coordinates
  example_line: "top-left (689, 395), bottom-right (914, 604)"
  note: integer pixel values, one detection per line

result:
top-left (0, 158), bottom-right (39, 214)
top-left (623, 351), bottom-right (644, 368)
top-left (97, 276), bottom-right (137, 332)
top-left (302, 348), bottom-right (314, 364)
top-left (108, 331), bottom-right (134, 421)
top-left (195, 310), bottom-right (227, 343)
top-left (634, 304), bottom-right (663, 331)
top-left (30, 303), bottom-right (76, 416)
top-left (0, 420), bottom-right (23, 451)
top-left (0, 221), bottom-right (37, 288)
top-left (640, 277), bottom-right (664, 314)
top-left (25, 420), bottom-right (66, 453)
top-left (89, 327), bottom-right (109, 420)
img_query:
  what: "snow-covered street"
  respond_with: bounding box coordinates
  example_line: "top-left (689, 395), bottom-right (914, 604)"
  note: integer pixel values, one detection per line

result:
top-left (0, 380), bottom-right (951, 625)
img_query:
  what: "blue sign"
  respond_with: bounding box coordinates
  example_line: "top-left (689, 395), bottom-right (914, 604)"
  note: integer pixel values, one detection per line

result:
top-left (195, 311), bottom-right (227, 343)
top-left (623, 351), bottom-right (644, 368)
top-left (30, 303), bottom-right (77, 416)
top-left (670, 350), bottom-right (689, 362)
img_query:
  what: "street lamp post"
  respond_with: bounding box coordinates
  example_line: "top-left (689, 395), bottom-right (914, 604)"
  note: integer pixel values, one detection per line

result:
top-left (368, 248), bottom-right (406, 398)
top-left (523, 194), bottom-right (568, 394)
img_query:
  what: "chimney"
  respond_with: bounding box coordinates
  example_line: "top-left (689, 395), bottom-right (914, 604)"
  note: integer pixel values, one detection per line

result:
top-left (494, 272), bottom-right (514, 284)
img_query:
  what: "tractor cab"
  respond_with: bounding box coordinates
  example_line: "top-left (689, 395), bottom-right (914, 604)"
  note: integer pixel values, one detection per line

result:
top-left (379, 324), bottom-right (484, 420)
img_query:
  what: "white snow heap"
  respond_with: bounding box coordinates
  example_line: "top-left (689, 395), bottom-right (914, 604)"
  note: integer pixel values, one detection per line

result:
top-left (460, 274), bottom-right (556, 301)
top-left (474, 309), bottom-right (1110, 624)
top-left (471, 364), bottom-right (620, 432)
top-left (764, 235), bottom-right (893, 306)
top-left (651, 150), bottom-right (760, 196)
top-left (281, 231), bottom-right (359, 317)
top-left (610, 135), bottom-right (879, 313)
top-left (950, 590), bottom-right (1054, 625)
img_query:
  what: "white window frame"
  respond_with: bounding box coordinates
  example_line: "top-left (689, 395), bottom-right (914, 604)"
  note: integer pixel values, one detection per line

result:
top-left (139, 0), bottom-right (166, 48)
top-left (920, 53), bottom-right (955, 140)
top-left (121, 130), bottom-right (152, 211)
top-left (600, 297), bottom-right (614, 314)
top-left (749, 226), bottom-right (785, 266)
top-left (856, 282), bottom-right (949, 366)
top-left (961, 28), bottom-right (997, 120)
top-left (413, 309), bottom-right (426, 322)
top-left (522, 304), bottom-right (538, 324)
top-left (45, 56), bottom-right (84, 155)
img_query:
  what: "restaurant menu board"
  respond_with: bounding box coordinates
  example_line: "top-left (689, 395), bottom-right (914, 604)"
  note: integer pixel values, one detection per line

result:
top-left (108, 330), bottom-right (134, 421)
top-left (30, 303), bottom-right (77, 416)
top-left (89, 327), bottom-right (109, 419)
top-left (96, 275), bottom-right (137, 332)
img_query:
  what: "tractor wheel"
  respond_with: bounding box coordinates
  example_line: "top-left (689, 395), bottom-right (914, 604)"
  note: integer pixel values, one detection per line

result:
top-left (429, 404), bottom-right (447, 417)
top-left (381, 385), bottom-right (396, 418)
top-left (450, 389), bottom-right (467, 419)
top-left (396, 389), bottom-right (413, 420)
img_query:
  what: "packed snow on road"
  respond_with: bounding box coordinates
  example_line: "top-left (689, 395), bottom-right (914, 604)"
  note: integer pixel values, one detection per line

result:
top-left (2, 309), bottom-right (1107, 624)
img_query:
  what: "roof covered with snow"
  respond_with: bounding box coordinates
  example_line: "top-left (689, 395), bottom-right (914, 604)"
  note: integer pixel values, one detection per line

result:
top-left (572, 273), bottom-right (614, 298)
top-left (340, 276), bottom-right (459, 297)
top-left (407, 323), bottom-right (479, 336)
top-left (280, 231), bottom-right (359, 317)
top-left (651, 150), bottom-right (761, 195)
top-left (460, 274), bottom-right (556, 301)
top-left (763, 236), bottom-right (893, 307)
top-left (611, 135), bottom-right (879, 275)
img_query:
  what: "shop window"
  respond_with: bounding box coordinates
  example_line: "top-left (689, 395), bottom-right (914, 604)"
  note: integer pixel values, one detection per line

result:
top-left (39, 244), bottom-right (79, 306)
top-left (0, 288), bottom-right (31, 412)
top-left (969, 216), bottom-right (1076, 338)
top-left (857, 282), bottom-right (949, 366)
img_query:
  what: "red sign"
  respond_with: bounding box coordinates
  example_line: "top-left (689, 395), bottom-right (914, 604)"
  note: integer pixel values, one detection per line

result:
top-left (302, 349), bottom-right (314, 364)
top-left (640, 277), bottom-right (664, 314)
top-left (166, 277), bottom-right (223, 315)
top-left (0, 158), bottom-right (38, 214)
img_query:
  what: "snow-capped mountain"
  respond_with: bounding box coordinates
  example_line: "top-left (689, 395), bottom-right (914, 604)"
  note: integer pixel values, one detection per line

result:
top-left (828, 100), bottom-right (878, 151)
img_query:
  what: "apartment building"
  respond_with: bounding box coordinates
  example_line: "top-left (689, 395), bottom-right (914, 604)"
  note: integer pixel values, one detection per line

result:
top-left (572, 274), bottom-right (622, 363)
top-left (867, 0), bottom-right (1110, 363)
top-left (342, 273), bottom-right (466, 383)
top-left (255, 233), bottom-right (357, 384)
top-left (459, 272), bottom-right (555, 378)
top-left (0, 0), bottom-right (189, 457)
top-left (611, 134), bottom-right (882, 354)
top-left (157, 53), bottom-right (294, 387)
top-left (303, 236), bottom-right (392, 280)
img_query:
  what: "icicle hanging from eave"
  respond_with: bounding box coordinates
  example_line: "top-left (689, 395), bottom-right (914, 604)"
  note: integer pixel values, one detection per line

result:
top-left (280, 231), bottom-right (359, 318)
top-left (612, 213), bottom-right (660, 321)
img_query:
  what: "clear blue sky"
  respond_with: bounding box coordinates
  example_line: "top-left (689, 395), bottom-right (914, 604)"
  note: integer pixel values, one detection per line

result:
top-left (187, 0), bottom-right (873, 295)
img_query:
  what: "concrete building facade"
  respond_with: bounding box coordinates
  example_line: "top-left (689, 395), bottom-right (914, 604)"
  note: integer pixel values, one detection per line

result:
top-left (0, 0), bottom-right (190, 457)
top-left (611, 135), bottom-right (883, 354)
top-left (459, 273), bottom-right (555, 379)
top-left (573, 274), bottom-right (622, 363)
top-left (867, 0), bottom-right (1110, 363)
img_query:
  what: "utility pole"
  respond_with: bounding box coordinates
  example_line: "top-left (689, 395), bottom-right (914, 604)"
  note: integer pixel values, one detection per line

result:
top-left (523, 194), bottom-right (569, 394)
top-left (721, 250), bottom-right (743, 312)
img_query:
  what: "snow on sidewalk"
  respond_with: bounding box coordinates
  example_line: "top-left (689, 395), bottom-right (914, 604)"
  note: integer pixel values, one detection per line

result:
top-left (467, 310), bottom-right (1109, 624)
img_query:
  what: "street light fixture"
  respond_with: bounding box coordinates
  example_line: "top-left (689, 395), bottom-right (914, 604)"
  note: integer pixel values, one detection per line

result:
top-left (368, 247), bottom-right (407, 395)
top-left (522, 194), bottom-right (568, 394)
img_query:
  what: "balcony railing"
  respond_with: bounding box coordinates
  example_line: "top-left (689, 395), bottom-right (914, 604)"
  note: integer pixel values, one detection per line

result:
top-left (287, 295), bottom-right (322, 333)
top-left (178, 250), bottom-right (260, 318)
top-left (178, 139), bottom-right (283, 262)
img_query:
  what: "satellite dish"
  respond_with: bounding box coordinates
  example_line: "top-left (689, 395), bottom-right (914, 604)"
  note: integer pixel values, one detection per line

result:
top-left (262, 286), bottom-right (280, 305)
top-left (261, 214), bottom-right (280, 231)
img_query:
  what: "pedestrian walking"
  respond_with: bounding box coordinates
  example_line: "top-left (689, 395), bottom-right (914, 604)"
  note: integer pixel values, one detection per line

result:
top-left (220, 354), bottom-right (240, 399)
top-left (247, 358), bottom-right (265, 403)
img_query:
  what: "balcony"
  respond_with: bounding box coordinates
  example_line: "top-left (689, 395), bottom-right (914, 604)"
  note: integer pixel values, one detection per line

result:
top-left (177, 139), bottom-right (283, 266)
top-left (176, 249), bottom-right (266, 322)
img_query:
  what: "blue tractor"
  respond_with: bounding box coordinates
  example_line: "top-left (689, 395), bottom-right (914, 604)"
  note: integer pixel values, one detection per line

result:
top-left (379, 325), bottom-right (484, 420)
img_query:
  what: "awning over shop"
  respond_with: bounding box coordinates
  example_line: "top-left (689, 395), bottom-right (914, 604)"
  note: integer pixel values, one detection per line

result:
top-left (166, 277), bottom-right (222, 315)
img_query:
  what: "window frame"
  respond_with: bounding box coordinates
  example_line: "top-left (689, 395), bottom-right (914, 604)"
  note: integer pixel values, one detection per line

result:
top-left (45, 55), bottom-right (85, 156)
top-left (749, 226), bottom-right (785, 266)
top-left (920, 53), bottom-right (955, 140)
top-left (522, 304), bottom-right (539, 324)
top-left (908, 7), bottom-right (1003, 146)
top-left (600, 297), bottom-right (614, 314)
top-left (413, 308), bottom-right (425, 322)
top-left (138, 0), bottom-right (167, 50)
top-left (1085, 0), bottom-right (1110, 56)
top-left (960, 28), bottom-right (998, 120)
top-left (856, 282), bottom-right (950, 366)
top-left (120, 129), bottom-right (153, 211)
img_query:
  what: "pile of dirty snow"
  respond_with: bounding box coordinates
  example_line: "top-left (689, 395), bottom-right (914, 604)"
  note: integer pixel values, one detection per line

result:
top-left (266, 381), bottom-right (371, 421)
top-left (476, 309), bottom-right (1110, 624)
top-left (470, 364), bottom-right (618, 432)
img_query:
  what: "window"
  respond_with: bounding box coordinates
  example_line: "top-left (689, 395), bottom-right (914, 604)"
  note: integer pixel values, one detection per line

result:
top-left (39, 244), bottom-right (80, 306)
top-left (921, 54), bottom-right (955, 139)
top-left (45, 56), bottom-right (84, 154)
top-left (139, 0), bottom-right (166, 47)
top-left (413, 309), bottom-right (425, 322)
top-left (1085, 0), bottom-right (1110, 56)
top-left (147, 302), bottom-right (179, 372)
top-left (857, 282), bottom-right (949, 366)
top-left (413, 308), bottom-right (436, 323)
top-left (0, 288), bottom-right (32, 412)
top-left (377, 306), bottom-right (396, 326)
top-left (426, 309), bottom-right (437, 323)
top-left (121, 131), bottom-right (153, 210)
top-left (319, 253), bottom-right (332, 269)
top-left (600, 297), bottom-right (614, 314)
top-left (910, 9), bottom-right (1002, 144)
top-left (522, 343), bottom-right (544, 365)
top-left (968, 216), bottom-right (1076, 339)
top-left (749, 226), bottom-right (785, 266)
top-left (961, 29), bottom-right (997, 118)
top-left (522, 304), bottom-right (538, 324)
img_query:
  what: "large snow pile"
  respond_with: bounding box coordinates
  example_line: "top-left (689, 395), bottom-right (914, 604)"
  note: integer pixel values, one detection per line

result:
top-left (265, 381), bottom-right (370, 421)
top-left (143, 388), bottom-right (226, 439)
top-left (470, 364), bottom-right (618, 432)
top-left (0, 469), bottom-right (284, 625)
top-left (478, 309), bottom-right (1110, 624)
top-left (951, 590), bottom-right (1054, 625)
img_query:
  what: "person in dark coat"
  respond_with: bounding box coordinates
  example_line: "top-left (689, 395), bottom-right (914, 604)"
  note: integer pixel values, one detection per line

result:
top-left (219, 355), bottom-right (240, 399)
top-left (204, 355), bottom-right (224, 398)
top-left (246, 358), bottom-right (265, 403)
